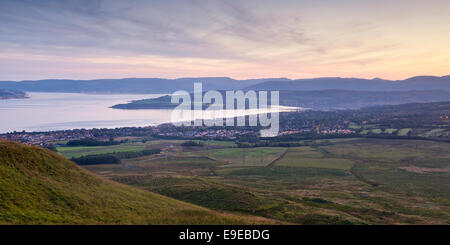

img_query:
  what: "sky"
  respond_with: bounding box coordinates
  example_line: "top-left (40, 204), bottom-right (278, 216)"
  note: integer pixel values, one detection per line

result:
top-left (0, 0), bottom-right (449, 81)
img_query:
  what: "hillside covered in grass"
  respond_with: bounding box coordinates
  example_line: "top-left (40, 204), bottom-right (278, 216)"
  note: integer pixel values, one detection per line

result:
top-left (0, 140), bottom-right (274, 224)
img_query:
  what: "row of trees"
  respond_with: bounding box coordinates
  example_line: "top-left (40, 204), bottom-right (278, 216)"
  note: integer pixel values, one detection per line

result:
top-left (71, 149), bottom-right (161, 165)
top-left (181, 141), bottom-right (205, 147)
top-left (66, 138), bottom-right (121, 146)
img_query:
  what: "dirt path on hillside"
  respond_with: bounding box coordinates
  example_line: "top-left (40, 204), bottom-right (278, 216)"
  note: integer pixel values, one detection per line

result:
top-left (266, 149), bottom-right (290, 167)
top-left (350, 161), bottom-right (380, 187)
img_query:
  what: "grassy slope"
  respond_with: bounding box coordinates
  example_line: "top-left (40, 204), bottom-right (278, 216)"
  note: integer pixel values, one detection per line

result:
top-left (0, 140), bottom-right (276, 224)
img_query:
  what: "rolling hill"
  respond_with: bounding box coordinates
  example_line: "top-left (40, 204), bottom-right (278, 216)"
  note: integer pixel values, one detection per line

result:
top-left (112, 90), bottom-right (450, 110)
top-left (0, 140), bottom-right (275, 224)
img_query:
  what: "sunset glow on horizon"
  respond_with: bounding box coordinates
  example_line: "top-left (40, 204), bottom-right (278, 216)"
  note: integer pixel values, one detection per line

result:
top-left (1, 0), bottom-right (449, 81)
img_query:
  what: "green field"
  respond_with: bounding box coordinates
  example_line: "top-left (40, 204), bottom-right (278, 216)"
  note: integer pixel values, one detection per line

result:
top-left (370, 129), bottom-right (382, 134)
top-left (384, 128), bottom-right (398, 134)
top-left (207, 147), bottom-right (286, 167)
top-left (273, 146), bottom-right (354, 170)
top-left (276, 156), bottom-right (354, 170)
top-left (397, 128), bottom-right (412, 136)
top-left (57, 144), bottom-right (145, 158)
top-left (78, 137), bottom-right (450, 224)
top-left (57, 139), bottom-right (235, 159)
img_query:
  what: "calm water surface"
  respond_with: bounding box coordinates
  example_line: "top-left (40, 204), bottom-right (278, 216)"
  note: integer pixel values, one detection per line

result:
top-left (0, 92), bottom-right (171, 133)
top-left (0, 92), bottom-right (299, 133)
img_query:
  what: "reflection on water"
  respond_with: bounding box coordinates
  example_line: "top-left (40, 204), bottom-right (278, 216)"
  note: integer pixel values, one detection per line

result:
top-left (0, 92), bottom-right (299, 133)
top-left (0, 92), bottom-right (168, 133)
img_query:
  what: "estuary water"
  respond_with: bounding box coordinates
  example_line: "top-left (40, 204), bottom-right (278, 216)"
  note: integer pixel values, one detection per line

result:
top-left (0, 92), bottom-right (299, 133)
top-left (0, 92), bottom-right (171, 133)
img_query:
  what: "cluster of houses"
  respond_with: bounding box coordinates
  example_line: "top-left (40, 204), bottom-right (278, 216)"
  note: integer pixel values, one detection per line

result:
top-left (1, 121), bottom-right (357, 146)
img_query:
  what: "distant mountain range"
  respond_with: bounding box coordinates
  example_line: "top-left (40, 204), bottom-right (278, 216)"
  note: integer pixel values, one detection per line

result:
top-left (246, 76), bottom-right (450, 91)
top-left (1, 75), bottom-right (449, 93)
top-left (0, 77), bottom-right (289, 93)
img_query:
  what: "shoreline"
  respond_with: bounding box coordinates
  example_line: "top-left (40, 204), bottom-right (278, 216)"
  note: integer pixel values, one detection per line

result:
top-left (0, 106), bottom-right (304, 134)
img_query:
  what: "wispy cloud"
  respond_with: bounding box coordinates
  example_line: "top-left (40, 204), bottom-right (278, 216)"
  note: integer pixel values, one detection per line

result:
top-left (0, 0), bottom-right (449, 80)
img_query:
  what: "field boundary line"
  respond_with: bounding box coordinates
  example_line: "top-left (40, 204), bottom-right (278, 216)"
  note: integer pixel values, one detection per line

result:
top-left (350, 161), bottom-right (381, 187)
top-left (266, 148), bottom-right (289, 167)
